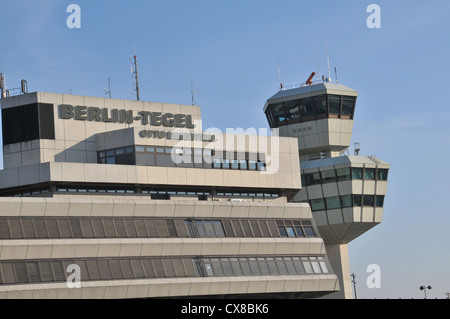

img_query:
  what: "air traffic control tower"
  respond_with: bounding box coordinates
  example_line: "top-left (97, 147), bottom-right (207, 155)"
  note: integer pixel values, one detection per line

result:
top-left (264, 79), bottom-right (390, 299)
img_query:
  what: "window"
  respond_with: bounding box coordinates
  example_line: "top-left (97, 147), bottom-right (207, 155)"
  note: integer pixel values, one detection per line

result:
top-left (342, 97), bottom-right (355, 116)
top-left (299, 98), bottom-right (315, 118)
top-left (352, 168), bottom-right (363, 180)
top-left (305, 172), bottom-right (321, 185)
top-left (326, 197), bottom-right (341, 210)
top-left (313, 95), bottom-right (327, 116)
top-left (353, 195), bottom-right (362, 207)
top-left (310, 199), bottom-right (326, 211)
top-left (329, 95), bottom-right (341, 115)
top-left (364, 168), bottom-right (375, 180)
top-left (377, 169), bottom-right (389, 181)
top-left (363, 195), bottom-right (374, 207)
top-left (376, 195), bottom-right (385, 208)
top-left (337, 168), bottom-right (351, 181)
top-left (341, 195), bottom-right (352, 208)
top-left (321, 170), bottom-right (337, 183)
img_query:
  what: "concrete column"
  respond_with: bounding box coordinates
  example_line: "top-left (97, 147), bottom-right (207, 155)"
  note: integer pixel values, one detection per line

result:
top-left (321, 244), bottom-right (353, 299)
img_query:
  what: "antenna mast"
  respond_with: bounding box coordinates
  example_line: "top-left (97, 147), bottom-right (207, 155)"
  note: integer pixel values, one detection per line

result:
top-left (277, 54), bottom-right (283, 91)
top-left (191, 80), bottom-right (199, 106)
top-left (326, 45), bottom-right (332, 82)
top-left (133, 55), bottom-right (140, 101)
top-left (104, 73), bottom-right (111, 98)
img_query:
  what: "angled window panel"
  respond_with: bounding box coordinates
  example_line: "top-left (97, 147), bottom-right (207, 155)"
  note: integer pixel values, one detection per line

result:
top-left (103, 219), bottom-right (116, 237)
top-left (162, 259), bottom-right (176, 277)
top-left (130, 259), bottom-right (145, 279)
top-left (174, 219), bottom-right (189, 238)
top-left (135, 219), bottom-right (149, 237)
top-left (120, 260), bottom-right (134, 279)
top-left (69, 219), bottom-right (83, 238)
top-left (22, 219), bottom-right (36, 238)
top-left (80, 219), bottom-right (94, 238)
top-left (113, 219), bottom-right (127, 237)
top-left (86, 260), bottom-right (101, 280)
top-left (39, 261), bottom-right (54, 282)
top-left (0, 218), bottom-right (11, 239)
top-left (141, 259), bottom-right (155, 278)
top-left (1, 263), bottom-right (16, 284)
top-left (124, 219), bottom-right (138, 237)
top-left (9, 219), bottom-right (23, 239)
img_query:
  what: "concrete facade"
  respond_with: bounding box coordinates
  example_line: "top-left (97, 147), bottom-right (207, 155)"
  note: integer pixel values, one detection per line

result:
top-left (0, 91), bottom-right (339, 299)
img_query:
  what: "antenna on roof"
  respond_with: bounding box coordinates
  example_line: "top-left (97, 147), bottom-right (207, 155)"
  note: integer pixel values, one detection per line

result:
top-left (326, 44), bottom-right (331, 83)
top-left (191, 79), bottom-right (199, 106)
top-left (335, 67), bottom-right (338, 84)
top-left (277, 54), bottom-right (283, 91)
top-left (104, 73), bottom-right (111, 98)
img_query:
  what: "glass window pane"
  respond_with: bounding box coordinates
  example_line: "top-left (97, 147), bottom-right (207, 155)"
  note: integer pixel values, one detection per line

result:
top-left (295, 226), bottom-right (305, 237)
top-left (286, 226), bottom-right (296, 237)
top-left (329, 95), bottom-right (341, 115)
top-left (353, 195), bottom-right (362, 207)
top-left (306, 172), bottom-right (321, 185)
top-left (377, 169), bottom-right (389, 181)
top-left (326, 197), bottom-right (341, 210)
top-left (39, 262), bottom-right (54, 282)
top-left (363, 195), bottom-right (375, 207)
top-left (204, 221), bottom-right (216, 237)
top-left (213, 221), bottom-right (225, 237)
top-left (303, 261), bottom-right (314, 274)
top-left (27, 262), bottom-right (41, 283)
top-left (341, 195), bottom-right (352, 208)
top-left (321, 170), bottom-right (337, 183)
top-left (352, 168), bottom-right (363, 180)
top-left (304, 226), bottom-right (316, 237)
top-left (285, 100), bottom-right (300, 121)
top-left (249, 260), bottom-right (261, 275)
top-left (376, 195), bottom-right (385, 208)
top-left (195, 221), bottom-right (206, 237)
top-left (320, 261), bottom-right (330, 273)
top-left (299, 98), bottom-right (315, 118)
top-left (240, 261), bottom-right (252, 275)
top-left (364, 168), bottom-right (375, 180)
top-left (276, 259), bottom-right (288, 275)
top-left (337, 168), bottom-right (351, 181)
top-left (278, 226), bottom-right (287, 237)
top-left (204, 263), bottom-right (214, 276)
top-left (342, 97), bottom-right (355, 116)
top-left (269, 102), bottom-right (287, 126)
top-left (311, 261), bottom-right (322, 273)
top-left (310, 199), bottom-right (325, 211)
top-left (313, 95), bottom-right (327, 116)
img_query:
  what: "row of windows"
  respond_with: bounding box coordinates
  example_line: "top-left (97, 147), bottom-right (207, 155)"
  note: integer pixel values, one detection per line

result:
top-left (0, 217), bottom-right (317, 240)
top-left (0, 257), bottom-right (197, 285)
top-left (201, 256), bottom-right (329, 277)
top-left (98, 146), bottom-right (268, 171)
top-left (309, 195), bottom-right (385, 212)
top-left (265, 94), bottom-right (356, 128)
top-left (3, 185), bottom-right (280, 200)
top-left (301, 167), bottom-right (389, 187)
top-left (0, 255), bottom-right (330, 285)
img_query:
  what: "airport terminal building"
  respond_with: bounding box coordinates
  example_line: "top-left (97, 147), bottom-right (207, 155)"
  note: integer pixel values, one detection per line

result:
top-left (0, 81), bottom-right (389, 299)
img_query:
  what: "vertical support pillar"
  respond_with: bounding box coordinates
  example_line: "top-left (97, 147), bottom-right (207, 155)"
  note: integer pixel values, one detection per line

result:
top-left (321, 244), bottom-right (353, 299)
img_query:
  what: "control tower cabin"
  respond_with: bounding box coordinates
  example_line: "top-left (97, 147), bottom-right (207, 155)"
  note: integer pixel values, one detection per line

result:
top-left (264, 80), bottom-right (390, 299)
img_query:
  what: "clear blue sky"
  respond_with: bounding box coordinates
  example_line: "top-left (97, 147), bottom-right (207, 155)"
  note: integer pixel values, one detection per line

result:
top-left (1, 0), bottom-right (450, 299)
